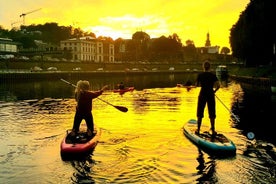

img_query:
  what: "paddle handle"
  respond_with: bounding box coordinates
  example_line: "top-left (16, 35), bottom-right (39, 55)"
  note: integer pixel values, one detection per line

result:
top-left (60, 78), bottom-right (76, 87)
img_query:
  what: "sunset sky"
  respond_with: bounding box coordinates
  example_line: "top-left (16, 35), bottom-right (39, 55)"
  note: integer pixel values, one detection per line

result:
top-left (0, 0), bottom-right (249, 49)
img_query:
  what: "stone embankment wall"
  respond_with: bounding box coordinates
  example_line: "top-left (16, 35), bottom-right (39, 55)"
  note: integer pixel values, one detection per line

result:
top-left (230, 75), bottom-right (276, 93)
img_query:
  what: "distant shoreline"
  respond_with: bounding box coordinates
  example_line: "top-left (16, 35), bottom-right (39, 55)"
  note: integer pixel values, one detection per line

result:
top-left (0, 70), bottom-right (197, 80)
top-left (1, 60), bottom-right (275, 81)
top-left (0, 60), bottom-right (238, 72)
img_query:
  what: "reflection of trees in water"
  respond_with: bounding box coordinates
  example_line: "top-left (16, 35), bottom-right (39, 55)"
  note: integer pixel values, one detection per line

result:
top-left (233, 84), bottom-right (275, 144)
top-left (0, 72), bottom-right (198, 100)
top-left (0, 90), bottom-right (17, 101)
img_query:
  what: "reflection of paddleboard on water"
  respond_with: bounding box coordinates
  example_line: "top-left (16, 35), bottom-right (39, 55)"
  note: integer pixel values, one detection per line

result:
top-left (183, 119), bottom-right (236, 156)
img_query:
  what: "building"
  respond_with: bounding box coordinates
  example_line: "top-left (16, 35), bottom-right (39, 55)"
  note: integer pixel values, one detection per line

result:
top-left (0, 38), bottom-right (19, 54)
top-left (60, 36), bottom-right (114, 62)
top-left (198, 32), bottom-right (220, 54)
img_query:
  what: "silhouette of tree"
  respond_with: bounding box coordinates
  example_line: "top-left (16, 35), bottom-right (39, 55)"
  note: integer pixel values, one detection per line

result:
top-left (230, 0), bottom-right (275, 66)
top-left (132, 31), bottom-right (150, 61)
top-left (220, 47), bottom-right (230, 55)
top-left (183, 39), bottom-right (197, 61)
top-left (149, 35), bottom-right (182, 63)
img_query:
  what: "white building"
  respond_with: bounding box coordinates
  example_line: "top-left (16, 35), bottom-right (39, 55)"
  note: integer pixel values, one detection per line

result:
top-left (198, 32), bottom-right (220, 54)
top-left (0, 38), bottom-right (18, 53)
top-left (204, 45), bottom-right (220, 54)
top-left (60, 36), bottom-right (114, 62)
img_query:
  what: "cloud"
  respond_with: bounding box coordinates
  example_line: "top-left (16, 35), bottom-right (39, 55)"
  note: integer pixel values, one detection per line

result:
top-left (0, 0), bottom-right (250, 48)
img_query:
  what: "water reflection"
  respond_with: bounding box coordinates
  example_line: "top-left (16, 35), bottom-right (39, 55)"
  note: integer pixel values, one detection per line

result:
top-left (0, 73), bottom-right (275, 183)
top-left (196, 149), bottom-right (217, 183)
top-left (231, 83), bottom-right (276, 144)
top-left (0, 72), bottom-right (198, 100)
top-left (70, 156), bottom-right (96, 183)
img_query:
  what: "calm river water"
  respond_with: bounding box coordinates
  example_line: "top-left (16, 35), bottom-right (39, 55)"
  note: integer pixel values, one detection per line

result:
top-left (0, 72), bottom-right (275, 183)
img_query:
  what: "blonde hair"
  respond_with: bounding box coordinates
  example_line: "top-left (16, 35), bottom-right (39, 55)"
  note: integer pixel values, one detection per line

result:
top-left (75, 80), bottom-right (90, 101)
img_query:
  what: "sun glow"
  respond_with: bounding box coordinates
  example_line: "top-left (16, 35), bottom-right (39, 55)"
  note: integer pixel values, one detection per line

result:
top-left (0, 0), bottom-right (250, 48)
top-left (82, 15), bottom-right (170, 40)
top-left (83, 26), bottom-right (128, 40)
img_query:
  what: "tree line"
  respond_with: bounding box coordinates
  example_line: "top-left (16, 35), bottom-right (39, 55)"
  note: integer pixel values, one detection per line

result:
top-left (2, 0), bottom-right (273, 66)
top-left (0, 23), bottom-right (209, 63)
top-left (230, 0), bottom-right (275, 66)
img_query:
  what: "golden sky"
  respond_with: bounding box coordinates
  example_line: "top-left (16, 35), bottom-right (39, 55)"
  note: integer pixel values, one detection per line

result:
top-left (0, 0), bottom-right (249, 49)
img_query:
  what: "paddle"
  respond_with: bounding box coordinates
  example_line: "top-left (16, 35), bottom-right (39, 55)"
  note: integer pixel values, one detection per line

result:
top-left (215, 94), bottom-right (257, 140)
top-left (60, 78), bottom-right (128, 112)
top-left (215, 94), bottom-right (240, 122)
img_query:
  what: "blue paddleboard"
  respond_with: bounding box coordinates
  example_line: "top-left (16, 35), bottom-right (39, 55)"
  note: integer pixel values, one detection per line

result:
top-left (183, 119), bottom-right (236, 156)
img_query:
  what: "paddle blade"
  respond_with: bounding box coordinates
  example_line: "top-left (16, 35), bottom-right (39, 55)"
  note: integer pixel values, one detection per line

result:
top-left (114, 106), bottom-right (128, 112)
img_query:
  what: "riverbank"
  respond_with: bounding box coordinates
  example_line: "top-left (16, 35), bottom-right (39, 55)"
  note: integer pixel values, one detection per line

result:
top-left (230, 65), bottom-right (276, 79)
top-left (0, 70), bottom-right (192, 80)
top-left (1, 60), bottom-right (275, 83)
top-left (229, 65), bottom-right (276, 94)
top-left (0, 60), bottom-right (237, 72)
top-left (230, 65), bottom-right (276, 87)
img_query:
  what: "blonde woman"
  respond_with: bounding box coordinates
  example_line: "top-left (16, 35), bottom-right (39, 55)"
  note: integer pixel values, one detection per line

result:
top-left (72, 80), bottom-right (108, 136)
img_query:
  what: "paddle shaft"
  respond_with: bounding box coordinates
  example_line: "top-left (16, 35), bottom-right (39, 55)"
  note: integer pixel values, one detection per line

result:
top-left (60, 78), bottom-right (128, 112)
top-left (215, 94), bottom-right (240, 122)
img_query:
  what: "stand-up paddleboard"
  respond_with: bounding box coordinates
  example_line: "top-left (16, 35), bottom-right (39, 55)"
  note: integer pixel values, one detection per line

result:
top-left (183, 119), bottom-right (236, 156)
top-left (60, 126), bottom-right (101, 160)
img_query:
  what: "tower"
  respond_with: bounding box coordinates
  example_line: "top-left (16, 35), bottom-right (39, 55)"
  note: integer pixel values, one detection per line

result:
top-left (205, 32), bottom-right (211, 47)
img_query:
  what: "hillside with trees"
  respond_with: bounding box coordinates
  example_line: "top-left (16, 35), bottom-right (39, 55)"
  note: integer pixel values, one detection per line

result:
top-left (0, 22), bottom-right (97, 49)
top-left (1, 22), bottom-right (221, 63)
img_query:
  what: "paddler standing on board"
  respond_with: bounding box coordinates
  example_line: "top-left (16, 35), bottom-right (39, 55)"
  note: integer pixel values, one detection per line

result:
top-left (195, 60), bottom-right (220, 136)
top-left (72, 80), bottom-right (108, 136)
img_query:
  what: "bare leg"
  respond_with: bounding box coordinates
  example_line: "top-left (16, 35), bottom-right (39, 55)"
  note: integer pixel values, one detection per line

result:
top-left (196, 117), bottom-right (202, 134)
top-left (210, 118), bottom-right (216, 135)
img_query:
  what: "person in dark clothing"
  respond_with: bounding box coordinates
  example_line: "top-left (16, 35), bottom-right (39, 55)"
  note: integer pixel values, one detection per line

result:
top-left (184, 80), bottom-right (193, 91)
top-left (185, 80), bottom-right (192, 86)
top-left (195, 61), bottom-right (220, 135)
top-left (72, 80), bottom-right (108, 136)
top-left (118, 82), bottom-right (125, 90)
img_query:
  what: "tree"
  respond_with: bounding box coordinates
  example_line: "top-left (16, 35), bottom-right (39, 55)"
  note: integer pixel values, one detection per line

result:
top-left (149, 35), bottom-right (183, 63)
top-left (230, 0), bottom-right (275, 66)
top-left (131, 31), bottom-right (151, 61)
top-left (220, 47), bottom-right (230, 55)
top-left (168, 33), bottom-right (182, 46)
top-left (182, 39), bottom-right (197, 61)
top-left (132, 31), bottom-right (150, 41)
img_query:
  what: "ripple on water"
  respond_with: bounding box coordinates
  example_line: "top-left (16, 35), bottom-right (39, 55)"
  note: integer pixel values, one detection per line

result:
top-left (0, 84), bottom-right (275, 183)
